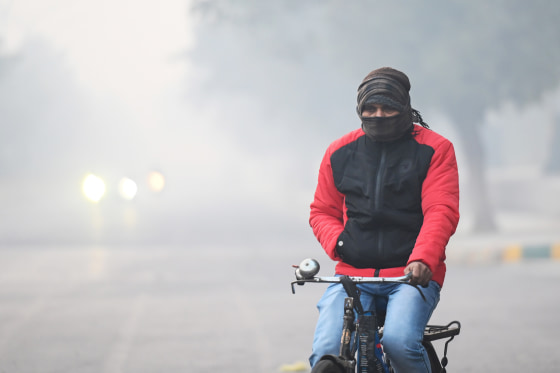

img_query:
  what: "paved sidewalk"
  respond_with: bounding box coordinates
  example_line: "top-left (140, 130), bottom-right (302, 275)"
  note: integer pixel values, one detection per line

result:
top-left (447, 211), bottom-right (560, 264)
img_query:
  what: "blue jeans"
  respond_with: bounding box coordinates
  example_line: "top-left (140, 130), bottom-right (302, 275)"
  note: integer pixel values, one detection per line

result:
top-left (309, 280), bottom-right (441, 373)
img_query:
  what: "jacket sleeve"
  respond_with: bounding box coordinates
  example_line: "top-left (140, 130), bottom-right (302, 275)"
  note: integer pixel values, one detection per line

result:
top-left (309, 146), bottom-right (345, 261)
top-left (408, 139), bottom-right (460, 271)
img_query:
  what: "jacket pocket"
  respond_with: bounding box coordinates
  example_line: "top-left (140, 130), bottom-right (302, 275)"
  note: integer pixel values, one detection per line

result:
top-left (336, 221), bottom-right (413, 269)
top-left (336, 222), bottom-right (378, 268)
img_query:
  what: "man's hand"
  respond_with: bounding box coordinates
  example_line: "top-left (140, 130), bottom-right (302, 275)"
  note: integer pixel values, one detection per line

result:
top-left (404, 261), bottom-right (432, 287)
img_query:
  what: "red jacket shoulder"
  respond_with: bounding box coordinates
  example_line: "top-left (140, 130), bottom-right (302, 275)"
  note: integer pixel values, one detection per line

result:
top-left (413, 125), bottom-right (453, 148)
top-left (326, 128), bottom-right (365, 154)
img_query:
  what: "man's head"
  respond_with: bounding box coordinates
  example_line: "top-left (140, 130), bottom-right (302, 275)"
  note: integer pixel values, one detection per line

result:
top-left (357, 67), bottom-right (414, 142)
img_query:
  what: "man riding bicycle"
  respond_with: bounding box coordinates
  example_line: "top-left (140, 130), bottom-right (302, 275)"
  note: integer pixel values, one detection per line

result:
top-left (309, 67), bottom-right (460, 372)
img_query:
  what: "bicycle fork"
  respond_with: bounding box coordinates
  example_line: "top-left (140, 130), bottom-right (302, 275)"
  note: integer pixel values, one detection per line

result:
top-left (338, 297), bottom-right (357, 372)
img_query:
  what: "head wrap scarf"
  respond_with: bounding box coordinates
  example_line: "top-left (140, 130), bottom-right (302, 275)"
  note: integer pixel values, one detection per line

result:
top-left (357, 67), bottom-right (414, 142)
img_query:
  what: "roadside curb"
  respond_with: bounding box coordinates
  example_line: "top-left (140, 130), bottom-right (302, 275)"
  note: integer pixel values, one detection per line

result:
top-left (447, 242), bottom-right (560, 265)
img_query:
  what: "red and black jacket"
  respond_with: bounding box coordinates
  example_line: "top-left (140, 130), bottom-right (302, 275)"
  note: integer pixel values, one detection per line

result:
top-left (309, 125), bottom-right (459, 287)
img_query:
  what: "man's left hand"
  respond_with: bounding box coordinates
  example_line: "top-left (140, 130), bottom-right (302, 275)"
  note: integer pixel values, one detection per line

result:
top-left (404, 261), bottom-right (432, 287)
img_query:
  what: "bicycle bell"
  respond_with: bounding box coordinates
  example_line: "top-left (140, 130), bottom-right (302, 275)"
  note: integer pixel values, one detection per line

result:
top-left (297, 258), bottom-right (320, 279)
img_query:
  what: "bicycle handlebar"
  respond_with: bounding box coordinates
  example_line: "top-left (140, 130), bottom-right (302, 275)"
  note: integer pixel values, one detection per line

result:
top-left (290, 259), bottom-right (425, 300)
top-left (290, 273), bottom-right (412, 294)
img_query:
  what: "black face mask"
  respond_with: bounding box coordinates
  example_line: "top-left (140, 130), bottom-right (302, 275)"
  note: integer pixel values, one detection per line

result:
top-left (360, 112), bottom-right (413, 142)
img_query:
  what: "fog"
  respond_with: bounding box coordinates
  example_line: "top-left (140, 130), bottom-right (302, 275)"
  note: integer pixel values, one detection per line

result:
top-left (1, 0), bottom-right (559, 249)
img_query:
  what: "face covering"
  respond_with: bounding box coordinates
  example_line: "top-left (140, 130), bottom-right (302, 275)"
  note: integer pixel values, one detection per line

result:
top-left (356, 70), bottom-right (414, 142)
top-left (361, 112), bottom-right (413, 142)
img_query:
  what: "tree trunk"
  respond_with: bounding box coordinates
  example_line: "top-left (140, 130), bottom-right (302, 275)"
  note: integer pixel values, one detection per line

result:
top-left (544, 115), bottom-right (560, 175)
top-left (453, 121), bottom-right (497, 232)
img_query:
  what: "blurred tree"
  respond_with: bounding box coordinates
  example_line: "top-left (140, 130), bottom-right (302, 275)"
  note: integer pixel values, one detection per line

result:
top-left (544, 115), bottom-right (560, 174)
top-left (0, 41), bottom-right (85, 177)
top-left (186, 0), bottom-right (560, 231)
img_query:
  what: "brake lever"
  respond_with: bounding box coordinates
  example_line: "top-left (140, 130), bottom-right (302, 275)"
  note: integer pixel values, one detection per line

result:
top-left (408, 282), bottom-right (426, 302)
top-left (402, 272), bottom-right (427, 302)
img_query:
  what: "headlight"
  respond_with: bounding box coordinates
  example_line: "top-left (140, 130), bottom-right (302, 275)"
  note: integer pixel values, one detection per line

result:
top-left (82, 174), bottom-right (106, 203)
top-left (118, 177), bottom-right (138, 201)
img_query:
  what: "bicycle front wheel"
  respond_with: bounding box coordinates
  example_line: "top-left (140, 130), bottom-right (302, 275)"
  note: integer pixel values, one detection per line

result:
top-left (311, 359), bottom-right (346, 373)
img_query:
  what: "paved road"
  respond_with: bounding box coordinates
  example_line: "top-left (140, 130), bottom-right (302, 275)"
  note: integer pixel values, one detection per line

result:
top-left (0, 245), bottom-right (558, 372)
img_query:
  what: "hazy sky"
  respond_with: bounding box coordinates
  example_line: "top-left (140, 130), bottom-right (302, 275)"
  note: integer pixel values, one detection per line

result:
top-left (0, 0), bottom-right (193, 105)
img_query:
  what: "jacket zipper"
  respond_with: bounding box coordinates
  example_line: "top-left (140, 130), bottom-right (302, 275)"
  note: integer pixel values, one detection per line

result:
top-left (374, 144), bottom-right (386, 209)
top-left (374, 144), bottom-right (387, 275)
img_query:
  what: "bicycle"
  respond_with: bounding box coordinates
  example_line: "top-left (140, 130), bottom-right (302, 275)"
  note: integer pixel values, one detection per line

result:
top-left (291, 258), bottom-right (460, 373)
